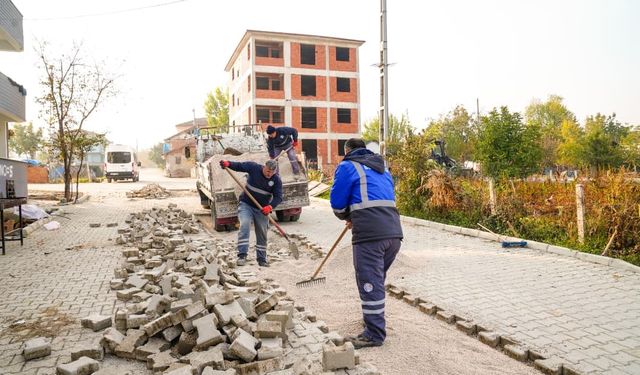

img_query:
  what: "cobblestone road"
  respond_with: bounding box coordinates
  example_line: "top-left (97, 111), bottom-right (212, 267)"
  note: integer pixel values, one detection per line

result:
top-left (392, 220), bottom-right (640, 375)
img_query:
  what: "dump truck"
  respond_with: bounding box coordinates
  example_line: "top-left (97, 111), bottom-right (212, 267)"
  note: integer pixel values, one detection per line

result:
top-left (195, 124), bottom-right (310, 231)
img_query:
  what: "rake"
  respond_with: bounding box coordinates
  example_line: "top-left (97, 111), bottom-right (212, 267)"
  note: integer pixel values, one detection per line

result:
top-left (477, 223), bottom-right (527, 248)
top-left (224, 168), bottom-right (300, 259)
top-left (296, 225), bottom-right (350, 288)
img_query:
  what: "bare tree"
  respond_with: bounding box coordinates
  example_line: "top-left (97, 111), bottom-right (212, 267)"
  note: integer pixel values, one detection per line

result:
top-left (35, 41), bottom-right (117, 201)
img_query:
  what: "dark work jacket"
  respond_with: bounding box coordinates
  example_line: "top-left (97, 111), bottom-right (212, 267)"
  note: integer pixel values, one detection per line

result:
top-left (330, 148), bottom-right (403, 244)
top-left (267, 127), bottom-right (298, 158)
top-left (228, 161), bottom-right (283, 208)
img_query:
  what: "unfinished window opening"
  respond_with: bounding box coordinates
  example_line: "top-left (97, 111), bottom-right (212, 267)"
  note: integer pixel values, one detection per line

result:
top-left (256, 107), bottom-right (284, 124)
top-left (256, 77), bottom-right (270, 90)
top-left (247, 43), bottom-right (250, 59)
top-left (338, 139), bottom-right (347, 156)
top-left (256, 45), bottom-right (269, 57)
top-left (271, 111), bottom-right (282, 123)
top-left (336, 77), bottom-right (350, 93)
top-left (301, 107), bottom-right (317, 129)
top-left (247, 78), bottom-right (251, 92)
top-left (336, 47), bottom-right (350, 62)
top-left (337, 108), bottom-right (351, 124)
top-left (271, 79), bottom-right (281, 91)
top-left (256, 43), bottom-right (282, 59)
top-left (300, 44), bottom-right (316, 65)
top-left (232, 94), bottom-right (235, 106)
top-left (301, 75), bottom-right (316, 96)
top-left (271, 49), bottom-right (281, 58)
top-left (257, 109), bottom-right (270, 123)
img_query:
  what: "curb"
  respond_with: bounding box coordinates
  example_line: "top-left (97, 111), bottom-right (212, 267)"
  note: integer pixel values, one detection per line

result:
top-left (22, 216), bottom-right (53, 238)
top-left (386, 283), bottom-right (579, 375)
top-left (398, 215), bottom-right (640, 274)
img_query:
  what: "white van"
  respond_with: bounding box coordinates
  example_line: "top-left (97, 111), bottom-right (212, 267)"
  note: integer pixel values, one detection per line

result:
top-left (105, 144), bottom-right (140, 182)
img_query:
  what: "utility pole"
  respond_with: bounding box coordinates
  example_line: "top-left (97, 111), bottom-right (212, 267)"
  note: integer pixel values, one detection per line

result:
top-left (379, 0), bottom-right (389, 159)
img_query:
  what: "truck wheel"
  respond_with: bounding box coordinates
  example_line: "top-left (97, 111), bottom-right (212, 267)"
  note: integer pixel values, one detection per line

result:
top-left (215, 223), bottom-right (226, 232)
top-left (289, 214), bottom-right (300, 222)
top-left (276, 210), bottom-right (288, 222)
top-left (107, 178), bottom-right (112, 183)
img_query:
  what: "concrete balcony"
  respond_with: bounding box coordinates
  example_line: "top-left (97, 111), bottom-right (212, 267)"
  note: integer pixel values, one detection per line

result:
top-left (0, 0), bottom-right (23, 52)
top-left (0, 72), bottom-right (26, 123)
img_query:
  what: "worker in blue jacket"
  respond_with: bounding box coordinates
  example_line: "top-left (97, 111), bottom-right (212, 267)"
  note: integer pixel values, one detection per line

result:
top-left (266, 125), bottom-right (301, 176)
top-left (219, 159), bottom-right (282, 267)
top-left (330, 138), bottom-right (403, 349)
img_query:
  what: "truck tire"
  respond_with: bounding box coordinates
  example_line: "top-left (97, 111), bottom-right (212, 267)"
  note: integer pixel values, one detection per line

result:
top-left (276, 210), bottom-right (288, 222)
top-left (199, 192), bottom-right (211, 209)
top-left (107, 178), bottom-right (112, 183)
top-left (289, 213), bottom-right (300, 222)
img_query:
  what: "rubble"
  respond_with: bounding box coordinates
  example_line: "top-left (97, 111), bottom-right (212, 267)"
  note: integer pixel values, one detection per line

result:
top-left (126, 183), bottom-right (171, 199)
top-left (72, 204), bottom-right (377, 374)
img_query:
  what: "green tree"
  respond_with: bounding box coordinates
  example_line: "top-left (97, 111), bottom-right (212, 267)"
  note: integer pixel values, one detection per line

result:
top-left (525, 95), bottom-right (576, 168)
top-left (148, 142), bottom-right (165, 168)
top-left (422, 105), bottom-right (477, 163)
top-left (9, 122), bottom-right (44, 159)
top-left (476, 107), bottom-right (542, 179)
top-left (204, 87), bottom-right (229, 133)
top-left (582, 113), bottom-right (628, 168)
top-left (36, 41), bottom-right (117, 201)
top-left (621, 126), bottom-right (640, 171)
top-left (557, 118), bottom-right (585, 167)
top-left (361, 113), bottom-right (414, 155)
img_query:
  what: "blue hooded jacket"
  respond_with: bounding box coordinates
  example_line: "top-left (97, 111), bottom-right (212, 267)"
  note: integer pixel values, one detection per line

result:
top-left (330, 148), bottom-right (403, 244)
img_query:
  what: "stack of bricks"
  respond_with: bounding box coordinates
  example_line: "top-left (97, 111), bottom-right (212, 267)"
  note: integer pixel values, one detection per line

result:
top-left (52, 204), bottom-right (377, 375)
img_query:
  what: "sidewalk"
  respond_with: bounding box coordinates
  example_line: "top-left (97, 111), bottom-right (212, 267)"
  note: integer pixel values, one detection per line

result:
top-left (391, 217), bottom-right (640, 375)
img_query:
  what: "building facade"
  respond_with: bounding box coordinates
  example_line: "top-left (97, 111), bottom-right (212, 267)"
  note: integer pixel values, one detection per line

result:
top-left (0, 0), bottom-right (25, 158)
top-left (162, 118), bottom-right (206, 178)
top-left (225, 30), bottom-right (364, 172)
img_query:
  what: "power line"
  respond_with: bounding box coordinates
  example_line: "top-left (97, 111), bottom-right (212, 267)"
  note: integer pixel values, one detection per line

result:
top-left (1, 0), bottom-right (188, 21)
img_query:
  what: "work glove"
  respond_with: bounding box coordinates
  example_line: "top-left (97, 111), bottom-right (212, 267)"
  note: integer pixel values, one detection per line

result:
top-left (219, 160), bottom-right (230, 169)
top-left (292, 140), bottom-right (299, 147)
top-left (261, 205), bottom-right (273, 216)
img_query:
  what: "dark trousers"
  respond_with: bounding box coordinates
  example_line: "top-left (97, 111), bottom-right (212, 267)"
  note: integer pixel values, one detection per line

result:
top-left (352, 238), bottom-right (401, 343)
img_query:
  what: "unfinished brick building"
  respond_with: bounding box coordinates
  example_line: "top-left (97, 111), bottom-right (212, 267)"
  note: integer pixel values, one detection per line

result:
top-left (225, 30), bottom-right (364, 172)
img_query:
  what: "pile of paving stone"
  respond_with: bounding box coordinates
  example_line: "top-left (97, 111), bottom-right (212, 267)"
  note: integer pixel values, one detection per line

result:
top-left (126, 183), bottom-right (171, 199)
top-left (22, 204), bottom-right (379, 375)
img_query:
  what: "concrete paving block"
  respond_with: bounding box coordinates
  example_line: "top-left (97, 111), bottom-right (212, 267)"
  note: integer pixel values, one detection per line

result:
top-left (135, 337), bottom-right (171, 361)
top-left (127, 314), bottom-right (152, 329)
top-left (116, 287), bottom-right (141, 301)
top-left (386, 286), bottom-right (404, 298)
top-left (417, 302), bottom-right (437, 315)
top-left (56, 356), bottom-right (100, 375)
top-left (401, 294), bottom-right (418, 306)
top-left (193, 314), bottom-right (224, 350)
top-left (93, 368), bottom-right (132, 375)
top-left (160, 275), bottom-right (174, 296)
top-left (171, 299), bottom-right (193, 313)
top-left (177, 331), bottom-right (198, 356)
top-left (70, 342), bottom-right (104, 361)
top-left (101, 328), bottom-right (125, 353)
top-left (435, 310), bottom-right (456, 324)
top-left (23, 337), bottom-right (51, 360)
top-left (182, 310), bottom-right (208, 332)
top-left (148, 350), bottom-right (179, 372)
top-left (322, 342), bottom-right (355, 371)
top-left (182, 347), bottom-right (224, 374)
top-left (115, 329), bottom-right (148, 359)
top-left (234, 356), bottom-right (284, 375)
top-left (255, 294), bottom-right (279, 315)
top-left (163, 365), bottom-right (195, 375)
top-left (109, 279), bottom-right (124, 290)
top-left (162, 325), bottom-right (184, 342)
top-left (202, 368), bottom-right (236, 375)
top-left (229, 329), bottom-right (258, 362)
top-left (81, 315), bottom-right (112, 332)
top-left (257, 346), bottom-right (283, 361)
top-left (533, 358), bottom-right (563, 375)
top-left (255, 320), bottom-right (282, 339)
top-left (503, 344), bottom-right (528, 362)
top-left (171, 301), bottom-right (206, 326)
top-left (122, 248), bottom-right (140, 257)
top-left (205, 291), bottom-right (235, 308)
top-left (478, 331), bottom-right (500, 348)
top-left (455, 320), bottom-right (477, 335)
top-left (214, 300), bottom-right (246, 325)
top-left (547, 245), bottom-right (575, 257)
top-left (143, 312), bottom-right (174, 337)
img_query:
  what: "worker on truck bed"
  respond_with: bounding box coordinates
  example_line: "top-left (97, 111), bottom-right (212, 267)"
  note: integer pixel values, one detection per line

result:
top-left (330, 138), bottom-right (403, 349)
top-left (219, 158), bottom-right (282, 267)
top-left (266, 125), bottom-right (301, 176)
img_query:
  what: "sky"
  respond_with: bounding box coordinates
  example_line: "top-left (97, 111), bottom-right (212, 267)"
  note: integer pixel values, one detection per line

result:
top-left (1, 0), bottom-right (639, 150)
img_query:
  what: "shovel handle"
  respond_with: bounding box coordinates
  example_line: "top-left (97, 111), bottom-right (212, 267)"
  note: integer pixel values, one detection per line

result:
top-left (310, 225), bottom-right (350, 280)
top-left (224, 167), bottom-right (290, 240)
top-left (274, 146), bottom-right (294, 161)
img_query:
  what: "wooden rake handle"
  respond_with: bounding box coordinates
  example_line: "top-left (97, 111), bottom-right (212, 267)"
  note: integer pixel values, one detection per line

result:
top-left (310, 225), bottom-right (350, 280)
top-left (223, 167), bottom-right (290, 240)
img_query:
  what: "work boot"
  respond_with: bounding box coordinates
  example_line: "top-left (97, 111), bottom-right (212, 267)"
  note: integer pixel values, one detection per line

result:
top-left (236, 258), bottom-right (247, 266)
top-left (348, 334), bottom-right (383, 349)
top-left (258, 260), bottom-right (270, 267)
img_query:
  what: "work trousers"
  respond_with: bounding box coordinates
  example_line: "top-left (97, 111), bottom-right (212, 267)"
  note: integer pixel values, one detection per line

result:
top-left (237, 201), bottom-right (268, 262)
top-left (275, 145), bottom-right (300, 175)
top-left (353, 238), bottom-right (402, 343)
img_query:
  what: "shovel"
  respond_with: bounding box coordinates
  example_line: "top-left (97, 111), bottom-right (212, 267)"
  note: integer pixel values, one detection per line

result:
top-left (296, 225), bottom-right (350, 288)
top-left (224, 168), bottom-right (300, 259)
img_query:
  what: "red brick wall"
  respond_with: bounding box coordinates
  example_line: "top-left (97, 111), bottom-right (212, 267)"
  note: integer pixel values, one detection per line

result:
top-left (328, 46), bottom-right (357, 72)
top-left (291, 107), bottom-right (328, 133)
top-left (329, 77), bottom-right (357, 103)
top-left (290, 43), bottom-right (326, 69)
top-left (291, 75), bottom-right (327, 101)
top-left (330, 108), bottom-right (359, 133)
top-left (255, 56), bottom-right (284, 67)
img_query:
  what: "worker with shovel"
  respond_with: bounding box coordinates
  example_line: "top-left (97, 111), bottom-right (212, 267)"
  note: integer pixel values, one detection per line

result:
top-left (219, 159), bottom-right (282, 267)
top-left (266, 125), bottom-right (301, 177)
top-left (330, 138), bottom-right (403, 349)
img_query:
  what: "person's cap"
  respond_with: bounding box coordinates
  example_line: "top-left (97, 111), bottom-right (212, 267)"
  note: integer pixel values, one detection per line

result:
top-left (265, 159), bottom-right (278, 171)
top-left (266, 125), bottom-right (276, 134)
